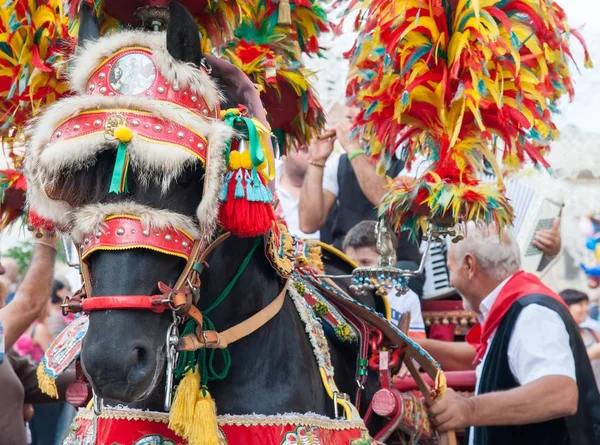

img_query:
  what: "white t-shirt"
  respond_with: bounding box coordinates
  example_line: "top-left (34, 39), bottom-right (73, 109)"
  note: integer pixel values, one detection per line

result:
top-left (322, 152), bottom-right (430, 197)
top-left (275, 160), bottom-right (320, 240)
top-left (386, 288), bottom-right (426, 338)
top-left (468, 276), bottom-right (577, 445)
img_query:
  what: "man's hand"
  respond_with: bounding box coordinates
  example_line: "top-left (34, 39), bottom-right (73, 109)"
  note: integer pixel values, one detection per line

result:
top-left (334, 114), bottom-right (362, 156)
top-left (533, 217), bottom-right (561, 257)
top-left (307, 137), bottom-right (335, 163)
top-left (428, 388), bottom-right (474, 432)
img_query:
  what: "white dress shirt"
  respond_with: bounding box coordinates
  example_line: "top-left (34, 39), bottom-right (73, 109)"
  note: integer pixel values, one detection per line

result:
top-left (468, 276), bottom-right (576, 445)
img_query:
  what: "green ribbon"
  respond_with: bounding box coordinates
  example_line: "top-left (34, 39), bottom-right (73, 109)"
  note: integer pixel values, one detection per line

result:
top-left (109, 141), bottom-right (129, 194)
top-left (222, 113), bottom-right (264, 167)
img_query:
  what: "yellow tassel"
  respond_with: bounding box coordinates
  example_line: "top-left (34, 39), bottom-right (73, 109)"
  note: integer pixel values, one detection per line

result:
top-left (36, 363), bottom-right (58, 399)
top-left (278, 0), bottom-right (292, 25)
top-left (169, 369), bottom-right (200, 438)
top-left (188, 388), bottom-right (220, 445)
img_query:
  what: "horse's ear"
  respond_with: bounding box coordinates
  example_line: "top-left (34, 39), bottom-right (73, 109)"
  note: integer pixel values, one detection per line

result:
top-left (166, 1), bottom-right (202, 67)
top-left (78, 1), bottom-right (100, 47)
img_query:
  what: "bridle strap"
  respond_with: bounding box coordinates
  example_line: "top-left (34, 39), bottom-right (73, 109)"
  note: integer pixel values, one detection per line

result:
top-left (177, 279), bottom-right (290, 351)
top-left (67, 232), bottom-right (233, 317)
top-left (80, 296), bottom-right (169, 313)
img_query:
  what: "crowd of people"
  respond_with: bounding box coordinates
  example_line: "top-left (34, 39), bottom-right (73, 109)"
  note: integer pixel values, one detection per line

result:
top-left (1, 108), bottom-right (599, 444)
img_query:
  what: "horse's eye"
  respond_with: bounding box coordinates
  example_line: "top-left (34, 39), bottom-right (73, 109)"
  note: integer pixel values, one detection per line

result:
top-left (176, 165), bottom-right (204, 186)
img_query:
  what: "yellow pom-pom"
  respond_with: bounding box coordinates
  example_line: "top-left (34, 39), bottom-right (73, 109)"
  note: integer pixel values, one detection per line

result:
top-left (228, 151), bottom-right (241, 170)
top-left (228, 151), bottom-right (252, 170)
top-left (114, 125), bottom-right (133, 143)
top-left (239, 151), bottom-right (252, 170)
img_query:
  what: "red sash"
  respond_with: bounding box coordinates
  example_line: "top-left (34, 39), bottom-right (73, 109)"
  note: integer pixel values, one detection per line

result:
top-left (466, 271), bottom-right (568, 364)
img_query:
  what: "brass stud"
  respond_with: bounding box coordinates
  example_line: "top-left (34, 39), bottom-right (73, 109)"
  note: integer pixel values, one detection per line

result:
top-left (73, 124), bottom-right (81, 131)
top-left (165, 234), bottom-right (172, 241)
top-left (154, 125), bottom-right (163, 132)
top-left (116, 228), bottom-right (125, 236)
top-left (131, 120), bottom-right (140, 127)
top-left (182, 241), bottom-right (189, 248)
top-left (177, 132), bottom-right (184, 139)
top-left (93, 119), bottom-right (102, 127)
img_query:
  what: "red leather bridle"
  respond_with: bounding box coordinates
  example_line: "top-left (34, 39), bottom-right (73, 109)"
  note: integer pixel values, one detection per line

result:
top-left (62, 215), bottom-right (229, 330)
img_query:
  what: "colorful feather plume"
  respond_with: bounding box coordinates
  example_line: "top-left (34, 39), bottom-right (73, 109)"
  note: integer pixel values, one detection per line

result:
top-left (63, 0), bottom-right (243, 49)
top-left (223, 0), bottom-right (328, 153)
top-left (345, 0), bottom-right (592, 234)
top-left (0, 0), bottom-right (71, 142)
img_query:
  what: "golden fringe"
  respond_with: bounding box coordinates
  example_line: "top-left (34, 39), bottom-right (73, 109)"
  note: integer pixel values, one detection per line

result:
top-left (36, 362), bottom-right (58, 399)
top-left (190, 389), bottom-right (220, 445)
top-left (169, 369), bottom-right (199, 438)
top-left (308, 244), bottom-right (324, 272)
top-left (278, 0), bottom-right (292, 25)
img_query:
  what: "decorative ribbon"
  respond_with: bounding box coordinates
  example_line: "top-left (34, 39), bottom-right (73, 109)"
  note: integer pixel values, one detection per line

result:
top-left (108, 124), bottom-right (133, 194)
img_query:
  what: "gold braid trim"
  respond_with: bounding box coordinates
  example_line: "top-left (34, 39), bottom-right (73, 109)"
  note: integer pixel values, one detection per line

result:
top-left (75, 408), bottom-right (367, 431)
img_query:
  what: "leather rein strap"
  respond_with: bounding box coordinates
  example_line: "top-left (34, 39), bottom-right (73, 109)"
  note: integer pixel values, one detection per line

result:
top-left (177, 279), bottom-right (290, 350)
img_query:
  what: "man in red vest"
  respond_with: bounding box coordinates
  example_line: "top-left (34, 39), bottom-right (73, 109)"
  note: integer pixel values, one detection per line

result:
top-left (421, 223), bottom-right (600, 445)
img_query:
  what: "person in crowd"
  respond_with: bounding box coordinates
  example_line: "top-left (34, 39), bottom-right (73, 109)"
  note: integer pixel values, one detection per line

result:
top-left (3, 257), bottom-right (20, 304)
top-left (416, 222), bottom-right (600, 444)
top-left (343, 220), bottom-right (426, 339)
top-left (13, 302), bottom-right (52, 363)
top-left (298, 108), bottom-right (425, 288)
top-left (275, 145), bottom-right (321, 240)
top-left (559, 289), bottom-right (600, 388)
top-left (0, 235), bottom-right (74, 444)
top-left (46, 279), bottom-right (72, 338)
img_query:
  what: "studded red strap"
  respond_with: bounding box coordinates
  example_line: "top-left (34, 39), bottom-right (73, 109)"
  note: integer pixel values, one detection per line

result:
top-left (80, 215), bottom-right (195, 261)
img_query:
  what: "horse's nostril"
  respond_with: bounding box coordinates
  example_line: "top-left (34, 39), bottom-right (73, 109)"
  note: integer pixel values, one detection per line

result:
top-left (134, 346), bottom-right (146, 363)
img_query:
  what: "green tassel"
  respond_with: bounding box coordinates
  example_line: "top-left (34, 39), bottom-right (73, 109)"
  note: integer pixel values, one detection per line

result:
top-left (109, 141), bottom-right (129, 194)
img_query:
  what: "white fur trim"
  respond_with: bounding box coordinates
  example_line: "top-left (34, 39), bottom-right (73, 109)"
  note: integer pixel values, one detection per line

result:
top-left (25, 175), bottom-right (73, 229)
top-left (69, 31), bottom-right (222, 109)
top-left (69, 202), bottom-right (200, 243)
top-left (197, 124), bottom-right (228, 240)
top-left (26, 94), bottom-right (233, 192)
top-left (25, 99), bottom-right (231, 238)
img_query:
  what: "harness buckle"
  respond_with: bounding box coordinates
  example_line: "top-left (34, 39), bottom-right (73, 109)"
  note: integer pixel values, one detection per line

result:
top-left (202, 330), bottom-right (221, 349)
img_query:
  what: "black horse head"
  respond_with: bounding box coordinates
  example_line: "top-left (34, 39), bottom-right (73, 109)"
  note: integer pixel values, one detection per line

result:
top-left (66, 1), bottom-right (219, 405)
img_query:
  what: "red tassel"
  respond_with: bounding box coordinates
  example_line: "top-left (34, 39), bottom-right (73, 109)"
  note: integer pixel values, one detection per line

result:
top-left (219, 173), bottom-right (274, 237)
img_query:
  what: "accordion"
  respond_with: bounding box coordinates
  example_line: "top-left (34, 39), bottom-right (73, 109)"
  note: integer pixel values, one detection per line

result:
top-left (422, 178), bottom-right (563, 299)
